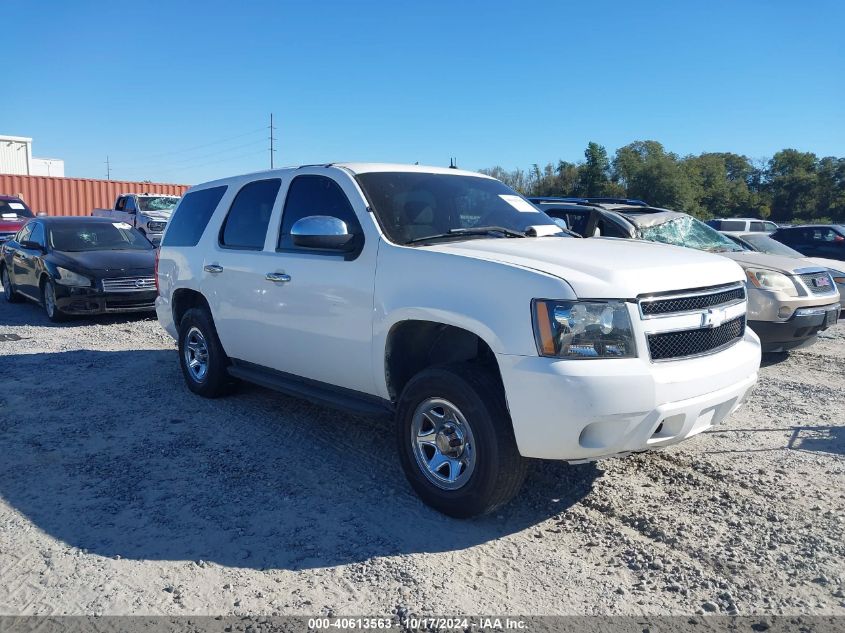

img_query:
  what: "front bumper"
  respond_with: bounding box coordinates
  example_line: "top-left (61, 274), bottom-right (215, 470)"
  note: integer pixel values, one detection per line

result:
top-left (55, 285), bottom-right (158, 315)
top-left (749, 303), bottom-right (839, 352)
top-left (496, 331), bottom-right (760, 460)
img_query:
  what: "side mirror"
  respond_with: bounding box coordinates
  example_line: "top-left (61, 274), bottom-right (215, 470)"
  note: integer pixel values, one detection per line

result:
top-left (20, 240), bottom-right (44, 252)
top-left (290, 215), bottom-right (356, 251)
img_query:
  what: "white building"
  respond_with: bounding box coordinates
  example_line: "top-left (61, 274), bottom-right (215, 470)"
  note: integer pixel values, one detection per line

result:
top-left (0, 135), bottom-right (65, 177)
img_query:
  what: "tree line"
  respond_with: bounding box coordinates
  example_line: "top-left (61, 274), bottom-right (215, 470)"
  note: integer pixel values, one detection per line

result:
top-left (479, 141), bottom-right (845, 223)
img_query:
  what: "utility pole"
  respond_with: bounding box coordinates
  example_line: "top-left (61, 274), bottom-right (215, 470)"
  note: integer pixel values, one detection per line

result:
top-left (269, 113), bottom-right (276, 169)
top-left (105, 156), bottom-right (111, 180)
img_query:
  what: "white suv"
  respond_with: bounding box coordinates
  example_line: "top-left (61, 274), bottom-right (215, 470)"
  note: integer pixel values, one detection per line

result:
top-left (155, 163), bottom-right (761, 517)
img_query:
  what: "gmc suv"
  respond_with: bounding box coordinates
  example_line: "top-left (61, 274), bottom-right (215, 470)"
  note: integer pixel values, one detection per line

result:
top-left (155, 164), bottom-right (761, 517)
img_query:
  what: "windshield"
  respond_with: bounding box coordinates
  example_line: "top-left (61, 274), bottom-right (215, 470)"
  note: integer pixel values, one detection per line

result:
top-left (137, 196), bottom-right (180, 212)
top-left (740, 233), bottom-right (804, 258)
top-left (355, 172), bottom-right (561, 244)
top-left (49, 222), bottom-right (154, 252)
top-left (638, 215), bottom-right (744, 252)
top-left (0, 199), bottom-right (34, 219)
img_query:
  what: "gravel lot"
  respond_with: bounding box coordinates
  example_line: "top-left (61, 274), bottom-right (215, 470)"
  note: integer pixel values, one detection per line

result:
top-left (0, 294), bottom-right (843, 617)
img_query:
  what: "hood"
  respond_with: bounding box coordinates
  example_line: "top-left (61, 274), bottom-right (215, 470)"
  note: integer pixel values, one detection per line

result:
top-left (50, 249), bottom-right (155, 276)
top-left (806, 257), bottom-right (845, 273)
top-left (139, 210), bottom-right (172, 220)
top-left (424, 236), bottom-right (745, 298)
top-left (719, 251), bottom-right (828, 274)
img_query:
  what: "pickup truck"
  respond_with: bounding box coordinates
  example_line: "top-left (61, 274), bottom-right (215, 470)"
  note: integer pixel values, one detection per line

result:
top-left (93, 193), bottom-right (181, 245)
top-left (155, 163), bottom-right (761, 517)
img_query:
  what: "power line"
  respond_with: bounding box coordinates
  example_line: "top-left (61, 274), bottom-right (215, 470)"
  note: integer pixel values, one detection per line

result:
top-left (269, 113), bottom-right (276, 169)
top-left (114, 138), bottom-right (267, 171)
top-left (118, 125), bottom-right (268, 164)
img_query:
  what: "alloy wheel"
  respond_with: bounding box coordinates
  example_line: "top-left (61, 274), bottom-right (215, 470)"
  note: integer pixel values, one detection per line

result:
top-left (183, 326), bottom-right (210, 382)
top-left (411, 397), bottom-right (477, 490)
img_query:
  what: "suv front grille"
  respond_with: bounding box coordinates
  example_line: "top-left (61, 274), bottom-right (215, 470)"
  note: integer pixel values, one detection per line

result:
top-left (798, 272), bottom-right (836, 295)
top-left (648, 316), bottom-right (745, 361)
top-left (639, 285), bottom-right (745, 317)
top-left (102, 276), bottom-right (156, 292)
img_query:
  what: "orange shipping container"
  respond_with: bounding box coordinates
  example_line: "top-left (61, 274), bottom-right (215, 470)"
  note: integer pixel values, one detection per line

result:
top-left (0, 174), bottom-right (190, 217)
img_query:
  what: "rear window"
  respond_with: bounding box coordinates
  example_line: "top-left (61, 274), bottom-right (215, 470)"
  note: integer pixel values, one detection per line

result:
top-left (162, 186), bottom-right (228, 247)
top-left (0, 199), bottom-right (34, 218)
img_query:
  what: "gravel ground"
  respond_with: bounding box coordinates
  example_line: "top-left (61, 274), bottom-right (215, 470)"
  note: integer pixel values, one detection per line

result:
top-left (0, 294), bottom-right (843, 617)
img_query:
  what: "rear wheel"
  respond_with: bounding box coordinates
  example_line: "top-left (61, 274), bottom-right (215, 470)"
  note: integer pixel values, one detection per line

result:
top-left (1, 266), bottom-right (22, 303)
top-left (395, 363), bottom-right (528, 518)
top-left (42, 278), bottom-right (66, 322)
top-left (178, 307), bottom-right (236, 398)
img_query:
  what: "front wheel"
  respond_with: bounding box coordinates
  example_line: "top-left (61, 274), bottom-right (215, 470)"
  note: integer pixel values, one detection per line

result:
top-left (395, 363), bottom-right (528, 518)
top-left (2, 266), bottom-right (22, 303)
top-left (42, 278), bottom-right (66, 322)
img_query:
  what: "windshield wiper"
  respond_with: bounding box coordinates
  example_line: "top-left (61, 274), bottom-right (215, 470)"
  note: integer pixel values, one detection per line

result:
top-left (406, 226), bottom-right (527, 245)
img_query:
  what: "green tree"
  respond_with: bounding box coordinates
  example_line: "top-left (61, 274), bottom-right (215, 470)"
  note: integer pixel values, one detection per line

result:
top-left (613, 141), bottom-right (697, 213)
top-left (576, 142), bottom-right (612, 197)
top-left (766, 149), bottom-right (818, 222)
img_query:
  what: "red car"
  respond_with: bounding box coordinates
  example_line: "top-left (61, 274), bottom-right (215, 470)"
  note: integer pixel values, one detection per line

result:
top-left (0, 195), bottom-right (35, 243)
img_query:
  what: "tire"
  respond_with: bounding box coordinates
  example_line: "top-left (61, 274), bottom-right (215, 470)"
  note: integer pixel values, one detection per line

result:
top-left (41, 278), bottom-right (66, 322)
top-left (177, 307), bottom-right (236, 398)
top-left (395, 362), bottom-right (528, 518)
top-left (1, 265), bottom-right (22, 303)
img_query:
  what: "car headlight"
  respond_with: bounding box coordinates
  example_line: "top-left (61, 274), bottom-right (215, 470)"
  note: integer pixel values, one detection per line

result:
top-left (147, 221), bottom-right (166, 232)
top-left (55, 267), bottom-right (92, 287)
top-left (830, 270), bottom-right (845, 284)
top-left (745, 268), bottom-right (798, 297)
top-left (532, 299), bottom-right (637, 359)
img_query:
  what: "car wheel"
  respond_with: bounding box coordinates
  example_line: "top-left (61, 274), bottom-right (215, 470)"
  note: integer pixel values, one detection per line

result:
top-left (178, 307), bottom-right (236, 398)
top-left (42, 278), bottom-right (66, 322)
top-left (1, 266), bottom-right (22, 303)
top-left (395, 363), bottom-right (528, 518)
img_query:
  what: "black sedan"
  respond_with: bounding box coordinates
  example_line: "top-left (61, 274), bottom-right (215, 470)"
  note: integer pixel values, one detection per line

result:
top-left (0, 217), bottom-right (157, 322)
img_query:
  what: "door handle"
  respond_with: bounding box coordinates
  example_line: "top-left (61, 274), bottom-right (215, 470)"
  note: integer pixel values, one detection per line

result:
top-left (203, 264), bottom-right (223, 274)
top-left (265, 272), bottom-right (291, 283)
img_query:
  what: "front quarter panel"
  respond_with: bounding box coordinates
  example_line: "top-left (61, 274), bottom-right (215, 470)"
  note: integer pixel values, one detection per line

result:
top-left (372, 240), bottom-right (575, 398)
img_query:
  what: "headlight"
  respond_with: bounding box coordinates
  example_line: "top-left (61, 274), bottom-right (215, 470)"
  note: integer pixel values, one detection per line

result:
top-left (147, 221), bottom-right (166, 232)
top-left (532, 300), bottom-right (637, 359)
top-left (55, 267), bottom-right (92, 287)
top-left (830, 270), bottom-right (845, 284)
top-left (745, 268), bottom-right (798, 297)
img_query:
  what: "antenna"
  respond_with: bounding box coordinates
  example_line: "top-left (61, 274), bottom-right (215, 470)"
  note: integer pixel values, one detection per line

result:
top-left (105, 156), bottom-right (111, 180)
top-left (449, 157), bottom-right (457, 169)
top-left (269, 113), bottom-right (277, 169)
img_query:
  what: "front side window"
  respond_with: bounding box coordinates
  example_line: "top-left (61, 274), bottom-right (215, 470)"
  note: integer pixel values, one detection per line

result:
top-left (355, 172), bottom-right (560, 245)
top-left (29, 223), bottom-right (45, 247)
top-left (16, 223), bottom-right (33, 243)
top-left (220, 179), bottom-right (281, 250)
top-left (124, 197), bottom-right (136, 212)
top-left (162, 186), bottom-right (228, 248)
top-left (278, 175), bottom-right (362, 250)
top-left (49, 222), bottom-right (153, 252)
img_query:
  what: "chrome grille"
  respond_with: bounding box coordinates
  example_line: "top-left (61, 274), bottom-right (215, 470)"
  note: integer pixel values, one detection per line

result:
top-left (639, 284), bottom-right (745, 317)
top-left (101, 276), bottom-right (156, 292)
top-left (648, 317), bottom-right (745, 361)
top-left (798, 272), bottom-right (836, 295)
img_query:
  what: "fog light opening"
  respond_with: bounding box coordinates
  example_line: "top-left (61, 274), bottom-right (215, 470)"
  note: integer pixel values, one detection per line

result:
top-left (778, 306), bottom-right (793, 319)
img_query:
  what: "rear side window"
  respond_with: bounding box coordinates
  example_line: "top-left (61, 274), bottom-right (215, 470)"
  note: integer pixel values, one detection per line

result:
top-left (278, 175), bottom-right (362, 250)
top-left (720, 220), bottom-right (746, 231)
top-left (220, 179), bottom-right (282, 250)
top-left (162, 186), bottom-right (228, 247)
top-left (749, 221), bottom-right (766, 232)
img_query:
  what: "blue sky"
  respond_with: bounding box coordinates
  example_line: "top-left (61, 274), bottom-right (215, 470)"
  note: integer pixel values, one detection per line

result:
top-left (4, 0), bottom-right (843, 184)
